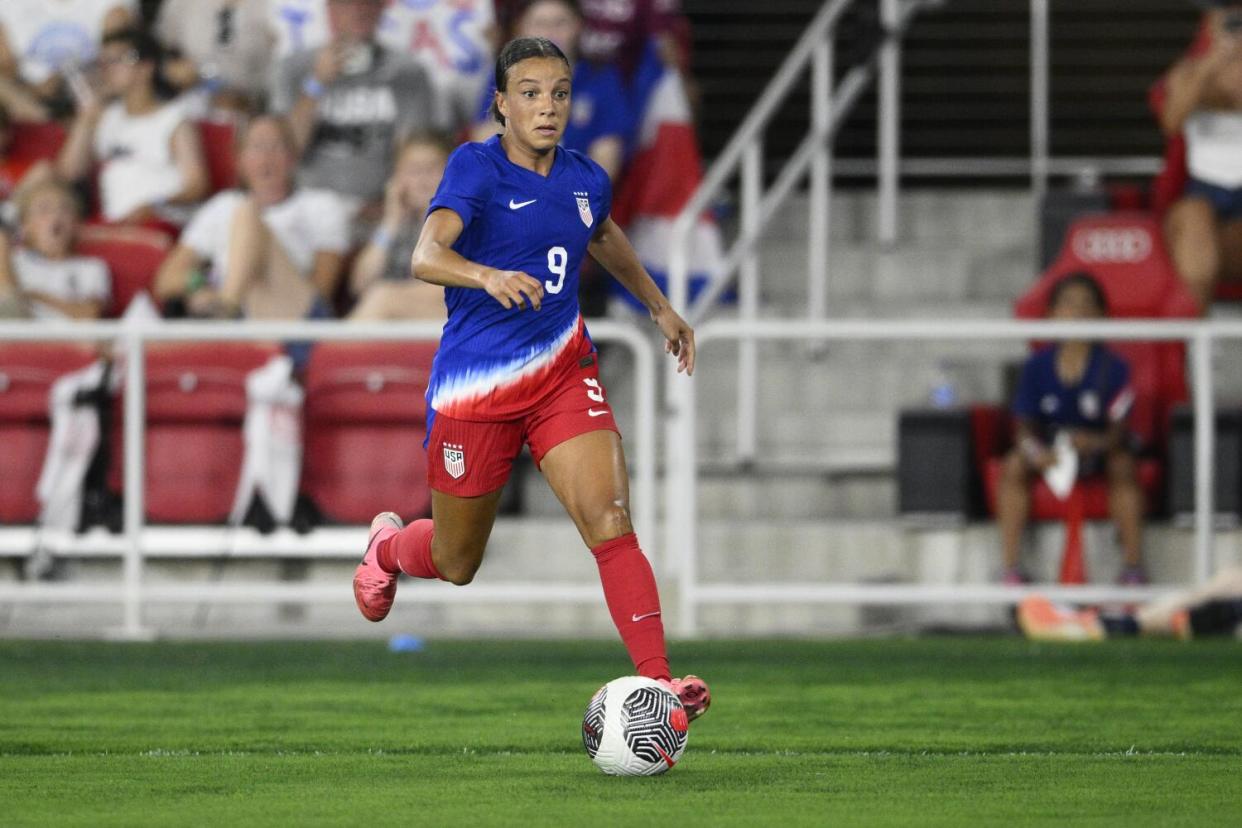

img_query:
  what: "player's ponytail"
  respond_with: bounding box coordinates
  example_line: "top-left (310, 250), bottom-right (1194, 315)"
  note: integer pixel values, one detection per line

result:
top-left (491, 36), bottom-right (571, 126)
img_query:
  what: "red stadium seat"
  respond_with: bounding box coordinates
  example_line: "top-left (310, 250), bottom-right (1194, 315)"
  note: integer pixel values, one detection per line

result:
top-left (978, 212), bottom-right (1196, 520)
top-left (302, 342), bottom-right (437, 524)
top-left (0, 344), bottom-right (98, 523)
top-left (108, 343), bottom-right (280, 523)
top-left (76, 224), bottom-right (173, 317)
top-left (198, 119), bottom-right (238, 195)
top-left (8, 121), bottom-right (68, 165)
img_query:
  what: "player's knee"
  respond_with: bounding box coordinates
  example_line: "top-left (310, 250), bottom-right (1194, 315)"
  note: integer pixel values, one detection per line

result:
top-left (1107, 450), bottom-right (1137, 484)
top-left (438, 557), bottom-right (480, 586)
top-left (584, 503), bottom-right (633, 548)
top-left (1001, 449), bottom-right (1029, 483)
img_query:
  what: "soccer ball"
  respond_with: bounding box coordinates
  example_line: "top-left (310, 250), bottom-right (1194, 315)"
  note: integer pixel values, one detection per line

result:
top-left (581, 676), bottom-right (689, 776)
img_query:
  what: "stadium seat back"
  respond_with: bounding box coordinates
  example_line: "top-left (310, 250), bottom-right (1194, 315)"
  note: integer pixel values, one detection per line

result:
top-left (0, 344), bottom-right (98, 522)
top-left (109, 343), bottom-right (280, 523)
top-left (1016, 213), bottom-right (1195, 320)
top-left (198, 119), bottom-right (238, 195)
top-left (8, 121), bottom-right (68, 165)
top-left (302, 343), bottom-right (437, 523)
top-left (76, 225), bottom-right (173, 318)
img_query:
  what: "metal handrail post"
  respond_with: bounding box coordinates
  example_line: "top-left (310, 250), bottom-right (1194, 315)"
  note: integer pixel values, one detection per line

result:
top-left (120, 330), bottom-right (148, 639)
top-left (808, 36), bottom-right (833, 320)
top-left (1192, 329), bottom-right (1215, 584)
top-left (1030, 0), bottom-right (1050, 199)
top-left (674, 362), bottom-right (699, 637)
top-left (878, 0), bottom-right (902, 247)
top-left (737, 141), bottom-right (763, 463)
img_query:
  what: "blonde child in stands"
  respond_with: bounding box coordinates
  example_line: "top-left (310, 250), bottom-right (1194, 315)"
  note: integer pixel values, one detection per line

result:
top-left (56, 28), bottom-right (209, 225)
top-left (0, 179), bottom-right (109, 320)
top-left (155, 114), bottom-right (348, 320)
top-left (348, 133), bottom-right (450, 322)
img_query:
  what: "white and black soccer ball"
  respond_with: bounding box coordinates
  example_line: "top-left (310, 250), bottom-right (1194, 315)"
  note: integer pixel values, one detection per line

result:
top-left (582, 676), bottom-right (689, 776)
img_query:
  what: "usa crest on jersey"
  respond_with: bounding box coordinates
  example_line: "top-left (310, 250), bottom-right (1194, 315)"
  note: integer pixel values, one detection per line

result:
top-left (443, 443), bottom-right (466, 479)
top-left (575, 191), bottom-right (592, 228)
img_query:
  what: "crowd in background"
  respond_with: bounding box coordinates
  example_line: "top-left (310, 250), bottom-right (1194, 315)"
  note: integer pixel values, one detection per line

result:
top-left (0, 0), bottom-right (693, 326)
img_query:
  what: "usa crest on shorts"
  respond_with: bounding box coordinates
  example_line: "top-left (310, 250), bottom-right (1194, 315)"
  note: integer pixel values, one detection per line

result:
top-left (575, 191), bottom-right (592, 228)
top-left (443, 443), bottom-right (466, 479)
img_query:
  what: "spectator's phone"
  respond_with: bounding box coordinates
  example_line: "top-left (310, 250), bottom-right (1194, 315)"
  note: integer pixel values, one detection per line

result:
top-left (63, 63), bottom-right (97, 110)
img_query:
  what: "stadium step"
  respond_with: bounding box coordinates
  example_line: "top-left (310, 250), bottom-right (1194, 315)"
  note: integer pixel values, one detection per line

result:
top-left (3, 519), bottom-right (1237, 638)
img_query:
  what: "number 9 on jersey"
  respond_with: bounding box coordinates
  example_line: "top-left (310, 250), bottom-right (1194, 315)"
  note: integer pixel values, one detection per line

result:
top-left (546, 246), bottom-right (567, 294)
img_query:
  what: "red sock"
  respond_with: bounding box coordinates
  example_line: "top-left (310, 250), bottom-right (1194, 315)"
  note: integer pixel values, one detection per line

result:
top-left (377, 519), bottom-right (443, 580)
top-left (592, 533), bottom-right (670, 681)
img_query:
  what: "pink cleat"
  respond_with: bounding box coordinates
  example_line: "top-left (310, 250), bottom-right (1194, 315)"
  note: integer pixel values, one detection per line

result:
top-left (353, 512), bottom-right (403, 622)
top-left (661, 675), bottom-right (711, 722)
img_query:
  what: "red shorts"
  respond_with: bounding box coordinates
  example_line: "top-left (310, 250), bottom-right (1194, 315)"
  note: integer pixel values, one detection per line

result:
top-left (426, 352), bottom-right (620, 497)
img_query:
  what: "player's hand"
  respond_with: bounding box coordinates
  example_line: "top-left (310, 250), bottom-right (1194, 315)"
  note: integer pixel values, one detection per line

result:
top-left (483, 269), bottom-right (543, 311)
top-left (653, 305), bottom-right (695, 375)
top-left (313, 43), bottom-right (346, 86)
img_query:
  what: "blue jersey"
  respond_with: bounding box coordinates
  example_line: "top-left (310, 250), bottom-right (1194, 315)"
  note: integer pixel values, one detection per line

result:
top-left (475, 60), bottom-right (634, 155)
top-left (425, 135), bottom-right (612, 421)
top-left (1012, 344), bottom-right (1134, 439)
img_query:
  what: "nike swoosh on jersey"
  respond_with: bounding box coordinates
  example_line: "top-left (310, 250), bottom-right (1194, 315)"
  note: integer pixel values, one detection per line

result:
top-left (588, 408), bottom-right (609, 417)
top-left (631, 611), bottom-right (661, 622)
top-left (509, 198), bottom-right (537, 209)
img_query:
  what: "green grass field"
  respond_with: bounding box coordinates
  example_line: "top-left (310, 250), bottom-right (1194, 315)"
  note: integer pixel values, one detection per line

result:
top-left (2, 637), bottom-right (1240, 826)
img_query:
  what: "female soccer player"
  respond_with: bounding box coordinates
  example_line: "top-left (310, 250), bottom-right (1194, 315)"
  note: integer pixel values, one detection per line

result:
top-left (352, 36), bottom-right (710, 720)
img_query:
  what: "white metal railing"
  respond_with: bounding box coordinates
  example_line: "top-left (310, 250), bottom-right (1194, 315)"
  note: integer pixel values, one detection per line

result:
top-left (0, 319), bottom-right (656, 639)
top-left (666, 317), bottom-right (1229, 637)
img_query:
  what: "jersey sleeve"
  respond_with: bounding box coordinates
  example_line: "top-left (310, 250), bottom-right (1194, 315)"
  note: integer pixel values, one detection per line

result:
top-left (595, 160), bottom-right (613, 228)
top-left (1105, 354), bottom-right (1135, 423)
top-left (1012, 353), bottom-right (1041, 421)
top-left (427, 145), bottom-right (494, 229)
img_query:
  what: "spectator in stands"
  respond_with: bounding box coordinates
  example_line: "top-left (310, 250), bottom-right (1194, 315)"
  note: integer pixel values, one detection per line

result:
top-left (267, 0), bottom-right (495, 132)
top-left (155, 113), bottom-right (348, 321)
top-left (0, 105), bottom-right (31, 205)
top-left (56, 28), bottom-right (210, 225)
top-left (0, 0), bottom-right (136, 121)
top-left (576, 0), bottom-right (690, 81)
top-left (155, 0), bottom-right (272, 114)
top-left (270, 0), bottom-right (439, 220)
top-left (347, 132), bottom-right (448, 321)
top-left (1160, 4), bottom-right (1242, 309)
top-left (997, 272), bottom-right (1146, 586)
top-left (472, 0), bottom-right (631, 182)
top-left (0, 178), bottom-right (109, 319)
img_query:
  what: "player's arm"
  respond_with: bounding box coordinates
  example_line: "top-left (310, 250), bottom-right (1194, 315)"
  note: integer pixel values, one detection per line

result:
top-left (587, 216), bottom-right (695, 375)
top-left (410, 208), bottom-right (544, 310)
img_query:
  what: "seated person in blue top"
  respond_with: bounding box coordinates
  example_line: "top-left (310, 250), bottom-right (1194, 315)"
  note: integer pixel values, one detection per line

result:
top-left (997, 271), bottom-right (1146, 586)
top-left (471, 0), bottom-right (631, 182)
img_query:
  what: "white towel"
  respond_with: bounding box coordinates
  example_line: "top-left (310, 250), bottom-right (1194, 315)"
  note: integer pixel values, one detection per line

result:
top-left (228, 355), bottom-right (305, 526)
top-left (36, 360), bottom-right (108, 530)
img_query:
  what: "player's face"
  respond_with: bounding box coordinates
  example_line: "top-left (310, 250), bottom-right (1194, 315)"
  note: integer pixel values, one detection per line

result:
top-left (498, 57), bottom-right (572, 155)
top-left (1049, 284), bottom-right (1104, 321)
